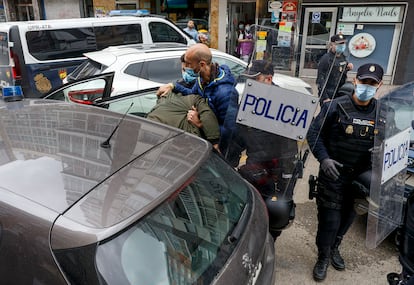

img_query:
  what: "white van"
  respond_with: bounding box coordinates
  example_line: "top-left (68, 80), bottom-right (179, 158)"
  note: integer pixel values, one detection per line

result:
top-left (0, 14), bottom-right (194, 97)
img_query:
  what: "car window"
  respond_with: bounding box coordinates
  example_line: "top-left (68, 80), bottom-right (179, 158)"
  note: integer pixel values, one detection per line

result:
top-left (124, 62), bottom-right (144, 78)
top-left (94, 24), bottom-right (143, 50)
top-left (144, 58), bottom-right (182, 83)
top-left (103, 91), bottom-right (158, 117)
top-left (149, 22), bottom-right (186, 44)
top-left (213, 55), bottom-right (247, 81)
top-left (95, 152), bottom-right (251, 285)
top-left (26, 27), bottom-right (98, 60)
top-left (0, 32), bottom-right (9, 65)
top-left (125, 58), bottom-right (182, 83)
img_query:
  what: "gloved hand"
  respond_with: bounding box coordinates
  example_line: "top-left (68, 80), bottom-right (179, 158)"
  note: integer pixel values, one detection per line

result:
top-left (321, 158), bottom-right (343, 180)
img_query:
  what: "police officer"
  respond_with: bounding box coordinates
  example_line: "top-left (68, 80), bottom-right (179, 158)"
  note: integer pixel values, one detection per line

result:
top-left (307, 63), bottom-right (384, 281)
top-left (237, 60), bottom-right (299, 239)
top-left (316, 34), bottom-right (354, 105)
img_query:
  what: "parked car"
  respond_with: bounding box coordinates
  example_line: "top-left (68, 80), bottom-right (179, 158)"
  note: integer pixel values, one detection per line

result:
top-left (63, 45), bottom-right (314, 100)
top-left (0, 15), bottom-right (195, 98)
top-left (0, 94), bottom-right (276, 284)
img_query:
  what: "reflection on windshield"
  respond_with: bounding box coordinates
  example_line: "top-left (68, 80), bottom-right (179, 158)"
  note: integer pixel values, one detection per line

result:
top-left (95, 153), bottom-right (251, 285)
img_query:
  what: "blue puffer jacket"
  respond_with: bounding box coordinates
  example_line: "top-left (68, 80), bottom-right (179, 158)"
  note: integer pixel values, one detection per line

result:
top-left (173, 64), bottom-right (240, 160)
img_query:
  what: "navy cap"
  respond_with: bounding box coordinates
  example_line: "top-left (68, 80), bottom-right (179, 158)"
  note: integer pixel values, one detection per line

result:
top-left (330, 34), bottom-right (346, 43)
top-left (357, 63), bottom-right (384, 83)
top-left (242, 60), bottom-right (274, 77)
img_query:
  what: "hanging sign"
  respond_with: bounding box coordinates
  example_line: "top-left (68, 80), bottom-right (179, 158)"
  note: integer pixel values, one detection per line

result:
top-left (268, 1), bottom-right (282, 12)
top-left (282, 1), bottom-right (297, 12)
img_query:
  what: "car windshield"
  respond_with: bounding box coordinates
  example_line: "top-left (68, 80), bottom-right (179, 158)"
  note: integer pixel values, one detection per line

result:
top-left (95, 152), bottom-right (251, 285)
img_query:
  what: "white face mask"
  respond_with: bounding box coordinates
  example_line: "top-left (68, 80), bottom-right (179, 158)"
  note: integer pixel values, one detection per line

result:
top-left (355, 83), bottom-right (377, 101)
top-left (336, 44), bottom-right (346, 54)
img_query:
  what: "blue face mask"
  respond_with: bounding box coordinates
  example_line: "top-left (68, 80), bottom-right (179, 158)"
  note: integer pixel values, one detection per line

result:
top-left (336, 44), bottom-right (346, 54)
top-left (182, 68), bottom-right (197, 83)
top-left (355, 84), bottom-right (377, 101)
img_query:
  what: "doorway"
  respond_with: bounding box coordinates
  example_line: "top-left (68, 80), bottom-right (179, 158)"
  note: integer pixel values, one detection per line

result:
top-left (227, 1), bottom-right (256, 57)
top-left (299, 7), bottom-right (337, 78)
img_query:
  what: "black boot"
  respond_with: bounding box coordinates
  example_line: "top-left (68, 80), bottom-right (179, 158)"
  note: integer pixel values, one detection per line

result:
top-left (313, 248), bottom-right (330, 282)
top-left (331, 236), bottom-right (345, 270)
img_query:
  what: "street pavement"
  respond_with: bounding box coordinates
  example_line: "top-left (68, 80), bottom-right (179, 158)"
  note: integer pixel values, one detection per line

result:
top-left (272, 80), bottom-right (401, 285)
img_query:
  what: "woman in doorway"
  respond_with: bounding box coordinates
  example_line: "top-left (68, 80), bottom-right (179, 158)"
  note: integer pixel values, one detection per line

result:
top-left (237, 23), bottom-right (254, 62)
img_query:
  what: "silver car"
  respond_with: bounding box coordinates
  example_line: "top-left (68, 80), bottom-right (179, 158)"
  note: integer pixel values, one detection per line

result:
top-left (0, 96), bottom-right (275, 284)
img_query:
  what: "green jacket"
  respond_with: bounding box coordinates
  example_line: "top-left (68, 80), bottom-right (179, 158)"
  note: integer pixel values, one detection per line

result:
top-left (147, 92), bottom-right (220, 144)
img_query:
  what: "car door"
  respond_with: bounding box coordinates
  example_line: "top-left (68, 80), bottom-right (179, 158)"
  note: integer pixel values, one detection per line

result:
top-left (94, 87), bottom-right (159, 118)
top-left (42, 72), bottom-right (115, 105)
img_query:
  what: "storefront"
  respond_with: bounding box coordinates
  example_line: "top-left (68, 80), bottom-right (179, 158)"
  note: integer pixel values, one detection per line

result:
top-left (222, 0), bottom-right (414, 84)
top-left (299, 2), bottom-right (408, 84)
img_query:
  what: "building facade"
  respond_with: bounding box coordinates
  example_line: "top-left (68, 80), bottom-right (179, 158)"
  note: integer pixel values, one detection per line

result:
top-left (219, 0), bottom-right (413, 85)
top-left (1, 0), bottom-right (413, 84)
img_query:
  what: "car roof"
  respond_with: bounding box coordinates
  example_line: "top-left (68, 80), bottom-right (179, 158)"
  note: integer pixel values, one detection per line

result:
top-left (3, 15), bottom-right (169, 27)
top-left (83, 44), bottom-right (239, 66)
top-left (0, 99), bottom-right (210, 237)
top-left (83, 43), bottom-right (188, 66)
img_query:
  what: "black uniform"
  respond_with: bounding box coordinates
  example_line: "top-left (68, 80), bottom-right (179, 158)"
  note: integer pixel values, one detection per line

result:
top-left (307, 94), bottom-right (377, 256)
top-left (316, 51), bottom-right (349, 103)
top-left (238, 125), bottom-right (298, 238)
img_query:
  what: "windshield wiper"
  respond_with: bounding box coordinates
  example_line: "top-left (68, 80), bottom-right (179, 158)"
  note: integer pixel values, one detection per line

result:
top-left (228, 205), bottom-right (250, 243)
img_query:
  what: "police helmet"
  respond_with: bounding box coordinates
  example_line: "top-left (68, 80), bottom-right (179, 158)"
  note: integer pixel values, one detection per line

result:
top-left (265, 196), bottom-right (295, 231)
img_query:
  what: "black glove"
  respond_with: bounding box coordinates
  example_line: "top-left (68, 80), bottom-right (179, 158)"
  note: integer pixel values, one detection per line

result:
top-left (321, 158), bottom-right (343, 180)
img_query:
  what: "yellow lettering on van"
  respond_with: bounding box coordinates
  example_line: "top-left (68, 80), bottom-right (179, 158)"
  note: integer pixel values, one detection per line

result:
top-left (34, 74), bottom-right (52, 93)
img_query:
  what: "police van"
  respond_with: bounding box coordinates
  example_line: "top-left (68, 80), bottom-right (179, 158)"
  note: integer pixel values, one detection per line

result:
top-left (0, 13), bottom-right (194, 97)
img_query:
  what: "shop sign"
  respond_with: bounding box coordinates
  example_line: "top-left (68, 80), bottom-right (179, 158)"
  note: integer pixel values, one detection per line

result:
top-left (268, 1), bottom-right (282, 12)
top-left (341, 6), bottom-right (403, 22)
top-left (348, 32), bottom-right (376, 58)
top-left (271, 11), bottom-right (279, 23)
top-left (311, 12), bottom-right (321, 23)
top-left (337, 23), bottom-right (355, 35)
top-left (282, 1), bottom-right (297, 12)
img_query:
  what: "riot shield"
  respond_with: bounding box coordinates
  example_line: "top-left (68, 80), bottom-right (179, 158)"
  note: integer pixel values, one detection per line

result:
top-left (366, 82), bottom-right (414, 249)
top-left (223, 75), bottom-right (318, 237)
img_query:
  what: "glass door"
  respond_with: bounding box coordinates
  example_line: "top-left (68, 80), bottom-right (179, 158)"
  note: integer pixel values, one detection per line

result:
top-left (299, 7), bottom-right (337, 78)
top-left (226, 1), bottom-right (256, 56)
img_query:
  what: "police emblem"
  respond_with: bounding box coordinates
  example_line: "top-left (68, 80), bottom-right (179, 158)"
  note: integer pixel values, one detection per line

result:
top-left (369, 65), bottom-right (376, 72)
top-left (345, 125), bottom-right (354, 134)
top-left (34, 73), bottom-right (52, 94)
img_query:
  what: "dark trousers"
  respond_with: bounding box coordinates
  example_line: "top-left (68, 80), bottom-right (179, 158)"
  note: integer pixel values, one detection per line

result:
top-left (315, 171), bottom-right (357, 254)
